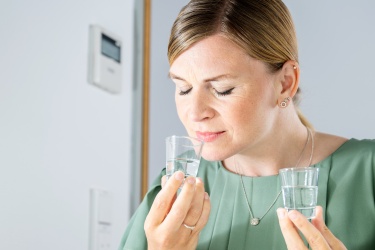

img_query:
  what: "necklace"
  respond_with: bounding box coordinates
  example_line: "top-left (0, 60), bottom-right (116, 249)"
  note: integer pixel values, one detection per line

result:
top-left (235, 127), bottom-right (314, 226)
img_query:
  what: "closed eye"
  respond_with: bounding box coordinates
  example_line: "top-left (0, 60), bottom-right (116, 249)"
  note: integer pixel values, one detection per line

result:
top-left (215, 87), bottom-right (234, 96)
top-left (179, 88), bottom-right (192, 96)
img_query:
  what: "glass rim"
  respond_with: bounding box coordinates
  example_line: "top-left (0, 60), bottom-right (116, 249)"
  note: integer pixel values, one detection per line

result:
top-left (279, 166), bottom-right (319, 173)
top-left (166, 135), bottom-right (204, 145)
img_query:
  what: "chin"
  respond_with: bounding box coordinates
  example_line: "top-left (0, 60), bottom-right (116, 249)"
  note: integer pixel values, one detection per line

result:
top-left (201, 150), bottom-right (228, 162)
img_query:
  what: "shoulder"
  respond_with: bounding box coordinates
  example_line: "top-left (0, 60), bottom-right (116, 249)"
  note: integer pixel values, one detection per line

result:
top-left (340, 138), bottom-right (375, 152)
top-left (312, 132), bottom-right (375, 164)
top-left (312, 132), bottom-right (348, 164)
top-left (334, 138), bottom-right (375, 163)
top-left (321, 136), bottom-right (375, 179)
top-left (313, 132), bottom-right (375, 176)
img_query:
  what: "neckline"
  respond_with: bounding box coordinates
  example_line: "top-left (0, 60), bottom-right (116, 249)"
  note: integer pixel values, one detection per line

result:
top-left (217, 138), bottom-right (353, 179)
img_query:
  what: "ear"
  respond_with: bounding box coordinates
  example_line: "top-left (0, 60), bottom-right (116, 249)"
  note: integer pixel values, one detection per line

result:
top-left (276, 60), bottom-right (300, 100)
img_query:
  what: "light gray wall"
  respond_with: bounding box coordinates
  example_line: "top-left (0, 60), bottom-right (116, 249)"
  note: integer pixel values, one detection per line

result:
top-left (148, 1), bottom-right (187, 185)
top-left (0, 1), bottom-right (135, 249)
top-left (285, 0), bottom-right (375, 139)
top-left (148, 0), bottom-right (375, 185)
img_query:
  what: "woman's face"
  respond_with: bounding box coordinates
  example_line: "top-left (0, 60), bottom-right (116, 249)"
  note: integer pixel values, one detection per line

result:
top-left (169, 35), bottom-right (281, 161)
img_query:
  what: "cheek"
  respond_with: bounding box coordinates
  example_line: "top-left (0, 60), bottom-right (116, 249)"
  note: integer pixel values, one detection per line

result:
top-left (228, 99), bottom-right (267, 134)
top-left (230, 99), bottom-right (255, 120)
top-left (175, 98), bottom-right (187, 123)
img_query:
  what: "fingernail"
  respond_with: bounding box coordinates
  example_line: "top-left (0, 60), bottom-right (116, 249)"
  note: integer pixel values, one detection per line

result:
top-left (288, 210), bottom-right (298, 220)
top-left (174, 171), bottom-right (184, 181)
top-left (277, 208), bottom-right (286, 219)
top-left (204, 192), bottom-right (210, 200)
top-left (186, 177), bottom-right (196, 184)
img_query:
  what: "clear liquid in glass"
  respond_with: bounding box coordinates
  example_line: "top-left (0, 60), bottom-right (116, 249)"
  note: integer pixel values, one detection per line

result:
top-left (166, 158), bottom-right (200, 182)
top-left (282, 185), bottom-right (318, 219)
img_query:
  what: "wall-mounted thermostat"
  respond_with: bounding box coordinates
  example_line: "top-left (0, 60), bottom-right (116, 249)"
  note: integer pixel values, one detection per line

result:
top-left (88, 24), bottom-right (122, 94)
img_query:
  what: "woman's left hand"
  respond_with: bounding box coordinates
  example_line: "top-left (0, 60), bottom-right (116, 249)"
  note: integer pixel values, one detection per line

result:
top-left (277, 206), bottom-right (347, 250)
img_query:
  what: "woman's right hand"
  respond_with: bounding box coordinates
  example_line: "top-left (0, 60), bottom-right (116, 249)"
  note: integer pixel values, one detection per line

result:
top-left (144, 171), bottom-right (211, 250)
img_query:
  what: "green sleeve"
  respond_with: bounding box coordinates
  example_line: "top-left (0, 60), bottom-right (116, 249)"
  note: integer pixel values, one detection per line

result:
top-left (118, 170), bottom-right (165, 250)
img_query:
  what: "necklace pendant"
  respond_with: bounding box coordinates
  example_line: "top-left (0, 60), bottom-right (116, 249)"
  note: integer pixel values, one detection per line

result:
top-left (250, 218), bottom-right (260, 226)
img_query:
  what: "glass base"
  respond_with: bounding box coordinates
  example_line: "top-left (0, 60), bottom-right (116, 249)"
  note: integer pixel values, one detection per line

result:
top-left (286, 207), bottom-right (316, 219)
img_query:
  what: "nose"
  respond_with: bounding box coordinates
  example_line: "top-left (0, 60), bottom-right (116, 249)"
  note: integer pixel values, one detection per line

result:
top-left (188, 91), bottom-right (214, 122)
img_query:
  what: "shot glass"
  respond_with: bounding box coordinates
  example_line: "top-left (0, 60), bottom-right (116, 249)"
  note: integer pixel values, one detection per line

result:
top-left (165, 135), bottom-right (204, 182)
top-left (279, 167), bottom-right (319, 219)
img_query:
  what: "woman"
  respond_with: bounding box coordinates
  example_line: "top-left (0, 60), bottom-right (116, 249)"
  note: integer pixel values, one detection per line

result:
top-left (120, 0), bottom-right (375, 249)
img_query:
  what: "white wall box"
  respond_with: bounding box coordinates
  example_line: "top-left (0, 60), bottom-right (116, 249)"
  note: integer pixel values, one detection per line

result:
top-left (88, 24), bottom-right (122, 94)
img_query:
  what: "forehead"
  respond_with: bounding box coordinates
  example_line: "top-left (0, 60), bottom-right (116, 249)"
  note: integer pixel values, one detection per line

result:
top-left (174, 34), bottom-right (248, 61)
top-left (169, 35), bottom-right (266, 79)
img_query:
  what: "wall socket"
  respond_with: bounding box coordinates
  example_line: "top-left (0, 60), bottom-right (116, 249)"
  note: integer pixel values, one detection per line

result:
top-left (89, 188), bottom-right (113, 250)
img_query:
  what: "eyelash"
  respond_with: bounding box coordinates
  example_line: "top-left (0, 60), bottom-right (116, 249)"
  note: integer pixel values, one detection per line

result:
top-left (215, 87), bottom-right (234, 96)
top-left (178, 87), bottom-right (235, 96)
top-left (179, 88), bottom-right (192, 96)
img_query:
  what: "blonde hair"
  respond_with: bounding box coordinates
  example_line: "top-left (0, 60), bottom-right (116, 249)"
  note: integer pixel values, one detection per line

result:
top-left (168, 0), bottom-right (312, 129)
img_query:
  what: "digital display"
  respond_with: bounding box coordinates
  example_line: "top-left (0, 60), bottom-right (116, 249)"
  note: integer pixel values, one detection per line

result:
top-left (101, 34), bottom-right (121, 63)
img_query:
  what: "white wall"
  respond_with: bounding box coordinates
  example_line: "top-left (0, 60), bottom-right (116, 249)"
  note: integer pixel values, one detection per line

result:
top-left (148, 0), bottom-right (375, 185)
top-left (0, 1), bottom-right (134, 249)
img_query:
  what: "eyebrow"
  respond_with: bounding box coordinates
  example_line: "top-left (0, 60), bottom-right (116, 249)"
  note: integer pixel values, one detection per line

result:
top-left (168, 72), bottom-right (236, 82)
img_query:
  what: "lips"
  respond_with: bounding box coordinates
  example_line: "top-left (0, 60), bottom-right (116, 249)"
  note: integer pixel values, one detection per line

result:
top-left (196, 131), bottom-right (225, 142)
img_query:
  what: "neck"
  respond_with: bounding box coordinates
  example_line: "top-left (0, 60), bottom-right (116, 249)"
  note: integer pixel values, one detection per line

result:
top-left (224, 124), bottom-right (314, 177)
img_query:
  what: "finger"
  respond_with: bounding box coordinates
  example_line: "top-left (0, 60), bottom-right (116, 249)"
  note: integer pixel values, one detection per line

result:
top-left (311, 206), bottom-right (347, 249)
top-left (162, 176), bottom-right (197, 230)
top-left (287, 209), bottom-right (330, 249)
top-left (277, 208), bottom-right (308, 250)
top-left (161, 175), bottom-right (167, 188)
top-left (145, 171), bottom-right (185, 227)
top-left (183, 177), bottom-right (205, 227)
top-left (193, 192), bottom-right (211, 234)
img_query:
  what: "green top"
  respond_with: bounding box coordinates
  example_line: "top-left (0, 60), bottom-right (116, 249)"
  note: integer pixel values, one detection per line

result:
top-left (119, 139), bottom-right (375, 250)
